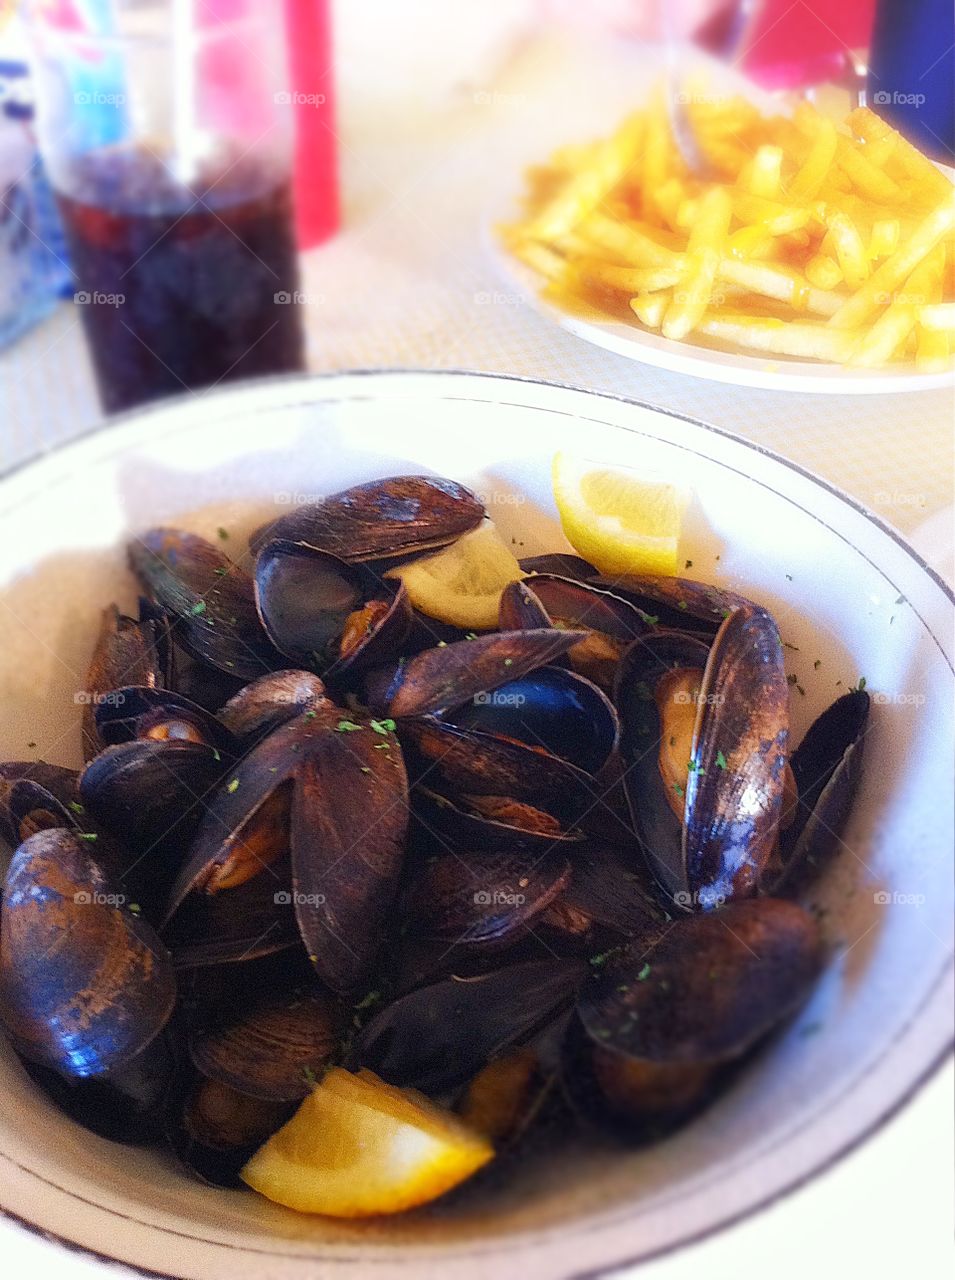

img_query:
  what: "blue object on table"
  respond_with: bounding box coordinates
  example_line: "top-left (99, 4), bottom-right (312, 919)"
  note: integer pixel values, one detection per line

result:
top-left (867, 0), bottom-right (955, 163)
top-left (0, 57), bottom-right (72, 350)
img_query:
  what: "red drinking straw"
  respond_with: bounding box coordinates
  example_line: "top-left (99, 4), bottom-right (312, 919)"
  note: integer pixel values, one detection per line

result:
top-left (283, 0), bottom-right (339, 247)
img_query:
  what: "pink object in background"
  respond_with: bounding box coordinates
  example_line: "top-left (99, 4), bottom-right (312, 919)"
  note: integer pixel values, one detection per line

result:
top-left (284, 0), bottom-right (339, 248)
top-left (739, 0), bottom-right (875, 89)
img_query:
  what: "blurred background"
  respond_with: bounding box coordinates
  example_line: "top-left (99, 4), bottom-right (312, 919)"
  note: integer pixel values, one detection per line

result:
top-left (0, 0), bottom-right (952, 448)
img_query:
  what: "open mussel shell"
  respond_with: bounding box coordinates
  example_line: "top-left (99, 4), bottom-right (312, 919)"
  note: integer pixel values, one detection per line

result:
top-left (542, 842), bottom-right (664, 948)
top-left (248, 475), bottom-right (486, 562)
top-left (189, 989), bottom-right (340, 1102)
top-left (766, 689), bottom-right (870, 897)
top-left (446, 666), bottom-right (619, 778)
top-left (94, 684), bottom-right (234, 754)
top-left (82, 604), bottom-right (168, 761)
top-left (19, 1032), bottom-right (176, 1145)
top-left (616, 607), bottom-right (789, 911)
top-left (0, 829), bottom-right (176, 1077)
top-left (570, 898), bottom-right (820, 1132)
top-left (407, 851), bottom-right (572, 953)
top-left (254, 540), bottom-right (412, 675)
top-left (365, 628), bottom-right (588, 719)
top-left (401, 718), bottom-right (597, 824)
top-left (291, 719), bottom-right (409, 994)
top-left (354, 958), bottom-right (587, 1094)
top-left (129, 529), bottom-right (281, 680)
top-left (217, 669), bottom-right (329, 744)
top-left (79, 740), bottom-right (227, 910)
top-left (0, 769), bottom-right (81, 846)
top-left (412, 787), bottom-right (583, 854)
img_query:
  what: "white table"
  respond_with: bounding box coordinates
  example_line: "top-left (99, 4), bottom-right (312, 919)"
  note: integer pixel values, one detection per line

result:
top-left (0, 16), bottom-right (951, 1280)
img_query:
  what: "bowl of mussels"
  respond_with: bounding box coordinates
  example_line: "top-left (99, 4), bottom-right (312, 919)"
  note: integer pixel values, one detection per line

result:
top-left (0, 372), bottom-right (951, 1280)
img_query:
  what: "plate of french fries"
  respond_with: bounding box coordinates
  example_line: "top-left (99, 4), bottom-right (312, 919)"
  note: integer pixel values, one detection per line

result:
top-left (498, 79), bottom-right (955, 392)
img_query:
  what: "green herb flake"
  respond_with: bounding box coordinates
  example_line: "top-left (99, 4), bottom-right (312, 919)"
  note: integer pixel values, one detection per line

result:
top-left (503, 658), bottom-right (513, 667)
top-left (677, 600), bottom-right (688, 611)
top-left (360, 766), bottom-right (371, 774)
top-left (715, 750), bottom-right (727, 770)
top-left (354, 990), bottom-right (382, 1012)
top-left (672, 782), bottom-right (684, 798)
top-left (373, 742), bottom-right (391, 750)
top-left (857, 675), bottom-right (867, 691)
top-left (813, 659), bottom-right (821, 670)
top-left (68, 801), bottom-right (85, 815)
top-left (213, 566), bottom-right (228, 577)
top-left (190, 600), bottom-right (207, 616)
top-left (217, 527), bottom-right (229, 541)
top-left (643, 613), bottom-right (660, 626)
top-left (301, 1065), bottom-right (317, 1085)
top-left (226, 778), bottom-right (240, 793)
top-left (336, 719), bottom-right (363, 733)
top-left (304, 709), bottom-right (317, 720)
top-left (212, 748), bottom-right (221, 762)
top-left (128, 903), bottom-right (141, 916)
top-left (77, 832), bottom-right (97, 841)
top-left (684, 559), bottom-right (693, 569)
top-left (464, 632), bottom-right (478, 641)
top-left (787, 673), bottom-right (798, 686)
top-left (637, 962), bottom-right (652, 981)
top-left (783, 642), bottom-right (800, 652)
top-left (370, 718), bottom-right (396, 735)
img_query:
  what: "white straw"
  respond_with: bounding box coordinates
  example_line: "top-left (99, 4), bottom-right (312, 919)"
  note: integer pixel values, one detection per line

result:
top-left (171, 0), bottom-right (197, 186)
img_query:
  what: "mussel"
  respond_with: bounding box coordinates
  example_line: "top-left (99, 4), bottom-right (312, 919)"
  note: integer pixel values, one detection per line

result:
top-left (249, 475), bottom-right (486, 562)
top-left (82, 603), bottom-right (170, 760)
top-left (569, 897), bottom-right (822, 1132)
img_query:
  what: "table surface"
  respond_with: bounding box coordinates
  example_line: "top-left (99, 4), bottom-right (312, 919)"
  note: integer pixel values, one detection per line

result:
top-left (0, 17), bottom-right (952, 1280)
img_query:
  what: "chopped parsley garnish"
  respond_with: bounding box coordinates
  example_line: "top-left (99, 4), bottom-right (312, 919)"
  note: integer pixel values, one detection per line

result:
top-left (226, 778), bottom-right (239, 793)
top-left (217, 527), bottom-right (229, 541)
top-left (637, 962), bottom-right (652, 980)
top-left (715, 750), bottom-right (727, 770)
top-left (190, 600), bottom-right (207, 616)
top-left (336, 719), bottom-right (363, 732)
top-left (370, 718), bottom-right (396, 735)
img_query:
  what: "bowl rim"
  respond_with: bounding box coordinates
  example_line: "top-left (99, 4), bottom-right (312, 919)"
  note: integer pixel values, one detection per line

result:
top-left (0, 367), bottom-right (952, 1278)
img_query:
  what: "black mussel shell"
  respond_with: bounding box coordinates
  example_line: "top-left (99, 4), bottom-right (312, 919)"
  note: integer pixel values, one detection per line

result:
top-left (0, 829), bottom-right (177, 1077)
top-left (412, 787), bottom-right (583, 854)
top-left (446, 666), bottom-right (619, 778)
top-left (768, 690), bottom-right (870, 897)
top-left (128, 529), bottom-right (281, 680)
top-left (590, 574), bottom-right (754, 637)
top-left (94, 685), bottom-right (234, 755)
top-left (189, 989), bottom-right (340, 1102)
top-left (354, 958), bottom-right (586, 1093)
top-left (167, 1071), bottom-right (293, 1187)
top-left (407, 851), bottom-right (572, 952)
top-left (365, 628), bottom-right (588, 719)
top-left (0, 763), bottom-right (80, 846)
top-left (519, 554), bottom-right (597, 579)
top-left (254, 541), bottom-right (412, 675)
top-left (82, 604), bottom-right (167, 760)
top-left (217, 670), bottom-right (329, 743)
top-left (248, 475), bottom-right (485, 562)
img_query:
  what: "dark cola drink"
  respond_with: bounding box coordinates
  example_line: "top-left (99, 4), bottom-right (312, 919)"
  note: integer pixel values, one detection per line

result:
top-left (57, 147), bottom-right (305, 413)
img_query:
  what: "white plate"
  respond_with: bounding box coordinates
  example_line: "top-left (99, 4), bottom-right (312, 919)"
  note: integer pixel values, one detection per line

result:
top-left (488, 53), bottom-right (955, 395)
top-left (0, 371), bottom-right (952, 1280)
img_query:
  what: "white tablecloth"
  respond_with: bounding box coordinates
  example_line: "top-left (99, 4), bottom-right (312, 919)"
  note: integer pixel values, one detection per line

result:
top-left (0, 14), bottom-right (951, 1280)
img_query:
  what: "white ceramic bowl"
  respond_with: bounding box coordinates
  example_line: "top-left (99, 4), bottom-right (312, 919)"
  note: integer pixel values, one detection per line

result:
top-left (0, 371), bottom-right (951, 1279)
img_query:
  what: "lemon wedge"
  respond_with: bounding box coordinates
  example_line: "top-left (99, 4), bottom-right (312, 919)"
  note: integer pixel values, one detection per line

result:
top-left (240, 1067), bottom-right (493, 1217)
top-left (385, 521), bottom-right (524, 631)
top-left (551, 451), bottom-right (689, 577)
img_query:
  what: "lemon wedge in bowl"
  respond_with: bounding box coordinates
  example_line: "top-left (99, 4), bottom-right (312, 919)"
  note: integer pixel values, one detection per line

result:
top-left (385, 520), bottom-right (524, 631)
top-left (551, 451), bottom-right (689, 577)
top-left (241, 1067), bottom-right (493, 1217)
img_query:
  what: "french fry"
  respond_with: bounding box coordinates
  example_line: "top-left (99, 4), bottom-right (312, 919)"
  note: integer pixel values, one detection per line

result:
top-left (820, 207), bottom-right (869, 289)
top-left (868, 218), bottom-right (901, 261)
top-left (717, 257), bottom-right (843, 317)
top-left (918, 304), bottom-right (955, 332)
top-left (698, 314), bottom-right (857, 361)
top-left (568, 258), bottom-right (686, 294)
top-left (630, 291), bottom-right (670, 328)
top-left (828, 192), bottom-right (955, 329)
top-left (578, 213), bottom-right (683, 267)
top-left (747, 145), bottom-right (784, 199)
top-left (805, 254), bottom-right (843, 289)
top-left (527, 113), bottom-right (644, 241)
top-left (835, 136), bottom-right (902, 202)
top-left (847, 107), bottom-right (952, 203)
top-left (663, 186), bottom-right (732, 340)
top-left (787, 113), bottom-right (838, 201)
